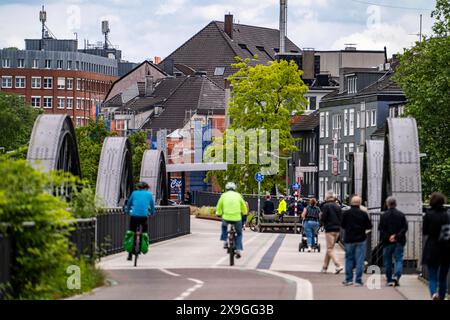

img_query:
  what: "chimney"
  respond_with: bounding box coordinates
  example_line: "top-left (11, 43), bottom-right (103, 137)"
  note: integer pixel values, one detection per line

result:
top-left (154, 56), bottom-right (161, 64)
top-left (225, 14), bottom-right (233, 39)
top-left (279, 0), bottom-right (287, 54)
top-left (145, 75), bottom-right (154, 96)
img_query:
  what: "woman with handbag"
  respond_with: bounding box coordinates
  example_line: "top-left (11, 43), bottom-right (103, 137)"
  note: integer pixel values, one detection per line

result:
top-left (422, 192), bottom-right (450, 300)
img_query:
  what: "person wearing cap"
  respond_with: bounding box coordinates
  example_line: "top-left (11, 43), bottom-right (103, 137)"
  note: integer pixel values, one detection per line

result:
top-left (125, 181), bottom-right (156, 260)
top-left (216, 182), bottom-right (247, 258)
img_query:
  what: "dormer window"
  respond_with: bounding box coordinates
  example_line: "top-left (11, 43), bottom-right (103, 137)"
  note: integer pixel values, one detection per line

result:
top-left (214, 67), bottom-right (225, 76)
top-left (347, 76), bottom-right (357, 94)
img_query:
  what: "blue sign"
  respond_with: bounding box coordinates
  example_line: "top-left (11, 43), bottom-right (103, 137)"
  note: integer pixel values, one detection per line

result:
top-left (255, 172), bottom-right (264, 183)
top-left (293, 183), bottom-right (300, 190)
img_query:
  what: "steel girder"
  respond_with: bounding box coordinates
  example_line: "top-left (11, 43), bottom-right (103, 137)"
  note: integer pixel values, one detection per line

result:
top-left (27, 114), bottom-right (81, 177)
top-left (96, 137), bottom-right (134, 208)
top-left (140, 150), bottom-right (168, 205)
top-left (351, 152), bottom-right (364, 197)
top-left (362, 140), bottom-right (384, 212)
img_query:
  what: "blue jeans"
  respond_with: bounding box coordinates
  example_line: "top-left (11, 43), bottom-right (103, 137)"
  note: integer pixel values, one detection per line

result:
top-left (304, 220), bottom-right (319, 247)
top-left (242, 215), bottom-right (247, 228)
top-left (345, 241), bottom-right (366, 284)
top-left (220, 220), bottom-right (243, 251)
top-left (428, 263), bottom-right (450, 300)
top-left (383, 243), bottom-right (405, 282)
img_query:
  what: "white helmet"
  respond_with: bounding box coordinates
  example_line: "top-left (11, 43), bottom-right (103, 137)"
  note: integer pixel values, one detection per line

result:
top-left (225, 182), bottom-right (237, 190)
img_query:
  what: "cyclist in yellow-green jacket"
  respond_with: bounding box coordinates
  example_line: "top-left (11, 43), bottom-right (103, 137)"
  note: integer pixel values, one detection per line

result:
top-left (277, 194), bottom-right (287, 222)
top-left (216, 182), bottom-right (247, 258)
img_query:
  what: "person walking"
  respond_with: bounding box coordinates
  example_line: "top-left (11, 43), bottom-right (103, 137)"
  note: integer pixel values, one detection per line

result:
top-left (320, 191), bottom-right (344, 274)
top-left (301, 198), bottom-right (321, 252)
top-left (341, 195), bottom-right (372, 286)
top-left (422, 192), bottom-right (450, 300)
top-left (379, 196), bottom-right (408, 287)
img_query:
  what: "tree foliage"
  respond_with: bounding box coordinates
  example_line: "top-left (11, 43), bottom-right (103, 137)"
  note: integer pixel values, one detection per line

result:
top-left (0, 158), bottom-right (102, 299)
top-left (393, 0), bottom-right (450, 198)
top-left (0, 93), bottom-right (41, 151)
top-left (128, 130), bottom-right (150, 185)
top-left (206, 58), bottom-right (308, 194)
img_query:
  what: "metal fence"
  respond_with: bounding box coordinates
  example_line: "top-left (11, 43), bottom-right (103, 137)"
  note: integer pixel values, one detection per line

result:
top-left (69, 218), bottom-right (96, 259)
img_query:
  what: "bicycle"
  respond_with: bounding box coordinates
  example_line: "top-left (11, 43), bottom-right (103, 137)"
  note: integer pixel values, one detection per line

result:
top-left (226, 224), bottom-right (237, 266)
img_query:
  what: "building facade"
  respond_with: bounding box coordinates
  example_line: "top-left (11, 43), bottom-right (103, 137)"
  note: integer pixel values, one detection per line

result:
top-left (317, 66), bottom-right (405, 202)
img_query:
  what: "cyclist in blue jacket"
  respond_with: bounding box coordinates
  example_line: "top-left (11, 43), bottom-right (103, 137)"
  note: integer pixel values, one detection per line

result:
top-left (125, 181), bottom-right (156, 260)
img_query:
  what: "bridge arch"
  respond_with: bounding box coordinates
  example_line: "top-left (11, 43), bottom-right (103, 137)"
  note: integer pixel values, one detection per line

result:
top-left (96, 137), bottom-right (134, 208)
top-left (362, 140), bottom-right (384, 212)
top-left (140, 150), bottom-right (168, 205)
top-left (27, 114), bottom-right (81, 177)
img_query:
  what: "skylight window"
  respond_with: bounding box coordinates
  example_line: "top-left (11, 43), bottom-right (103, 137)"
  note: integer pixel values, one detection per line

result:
top-left (214, 67), bottom-right (225, 76)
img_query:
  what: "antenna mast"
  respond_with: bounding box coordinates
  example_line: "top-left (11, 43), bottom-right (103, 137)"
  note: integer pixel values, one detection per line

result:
top-left (102, 20), bottom-right (110, 50)
top-left (39, 5), bottom-right (47, 40)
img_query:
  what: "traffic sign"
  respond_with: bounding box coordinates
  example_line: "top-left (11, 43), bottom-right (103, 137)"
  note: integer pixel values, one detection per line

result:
top-left (293, 183), bottom-right (300, 190)
top-left (255, 172), bottom-right (264, 183)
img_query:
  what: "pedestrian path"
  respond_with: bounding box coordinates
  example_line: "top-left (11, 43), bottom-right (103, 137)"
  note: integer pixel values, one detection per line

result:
top-left (86, 216), bottom-right (430, 300)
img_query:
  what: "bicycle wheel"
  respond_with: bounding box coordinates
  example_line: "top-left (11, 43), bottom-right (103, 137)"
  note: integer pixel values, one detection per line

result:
top-left (229, 240), bottom-right (234, 266)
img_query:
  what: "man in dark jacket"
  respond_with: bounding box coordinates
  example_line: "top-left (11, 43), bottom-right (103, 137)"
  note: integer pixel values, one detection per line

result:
top-left (379, 196), bottom-right (408, 287)
top-left (262, 195), bottom-right (275, 215)
top-left (341, 195), bottom-right (372, 286)
top-left (320, 191), bottom-right (343, 274)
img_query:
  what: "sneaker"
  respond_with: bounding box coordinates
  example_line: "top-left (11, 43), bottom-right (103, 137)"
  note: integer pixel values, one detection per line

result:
top-left (335, 266), bottom-right (344, 274)
top-left (432, 293), bottom-right (440, 300)
top-left (387, 282), bottom-right (395, 287)
top-left (223, 242), bottom-right (229, 249)
top-left (355, 282), bottom-right (363, 287)
top-left (307, 247), bottom-right (312, 252)
top-left (320, 268), bottom-right (328, 273)
top-left (235, 250), bottom-right (242, 259)
top-left (342, 281), bottom-right (353, 286)
top-left (393, 277), bottom-right (400, 287)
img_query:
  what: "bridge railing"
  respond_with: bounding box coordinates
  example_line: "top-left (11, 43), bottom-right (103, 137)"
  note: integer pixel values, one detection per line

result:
top-left (192, 191), bottom-right (280, 212)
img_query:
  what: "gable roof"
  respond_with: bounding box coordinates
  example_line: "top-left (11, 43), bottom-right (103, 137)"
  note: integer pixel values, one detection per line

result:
top-left (291, 111), bottom-right (320, 132)
top-left (160, 20), bottom-right (301, 86)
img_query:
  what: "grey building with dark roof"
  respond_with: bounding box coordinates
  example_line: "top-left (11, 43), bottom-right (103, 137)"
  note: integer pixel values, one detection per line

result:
top-left (317, 65), bottom-right (406, 202)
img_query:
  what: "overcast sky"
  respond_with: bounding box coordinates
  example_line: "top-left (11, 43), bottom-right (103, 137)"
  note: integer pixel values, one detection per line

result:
top-left (0, 0), bottom-right (437, 63)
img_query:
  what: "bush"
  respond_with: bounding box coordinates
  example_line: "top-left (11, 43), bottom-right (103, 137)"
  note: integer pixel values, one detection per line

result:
top-left (0, 158), bottom-right (103, 299)
top-left (197, 206), bottom-right (217, 216)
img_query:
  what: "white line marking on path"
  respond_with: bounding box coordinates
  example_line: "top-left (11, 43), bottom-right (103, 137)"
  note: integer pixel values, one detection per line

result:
top-left (174, 278), bottom-right (205, 300)
top-left (159, 269), bottom-right (180, 277)
top-left (257, 269), bottom-right (314, 300)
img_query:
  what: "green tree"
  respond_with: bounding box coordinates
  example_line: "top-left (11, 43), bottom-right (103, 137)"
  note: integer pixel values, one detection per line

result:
top-left (206, 58), bottom-right (308, 194)
top-left (0, 93), bottom-right (41, 151)
top-left (394, 0), bottom-right (450, 198)
top-left (75, 120), bottom-right (111, 187)
top-left (128, 130), bottom-right (150, 184)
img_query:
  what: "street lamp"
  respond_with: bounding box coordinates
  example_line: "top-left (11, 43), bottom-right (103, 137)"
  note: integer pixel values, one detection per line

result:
top-left (263, 151), bottom-right (291, 196)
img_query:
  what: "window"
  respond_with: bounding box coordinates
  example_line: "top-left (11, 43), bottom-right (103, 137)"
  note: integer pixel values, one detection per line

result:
top-left (319, 178), bottom-right (325, 201)
top-left (32, 77), bottom-right (41, 89)
top-left (32, 59), bottom-right (39, 69)
top-left (2, 59), bottom-right (10, 68)
top-left (31, 96), bottom-right (41, 108)
top-left (343, 143), bottom-right (348, 171)
top-left (344, 109), bottom-right (348, 136)
top-left (356, 111), bottom-right (360, 128)
top-left (1, 76), bottom-right (12, 88)
top-left (15, 76), bottom-right (26, 88)
top-left (57, 77), bottom-right (65, 90)
top-left (45, 59), bottom-right (51, 69)
top-left (67, 78), bottom-right (73, 90)
top-left (76, 78), bottom-right (81, 91)
top-left (67, 97), bottom-right (73, 109)
top-left (371, 110), bottom-right (377, 127)
top-left (43, 97), bottom-right (52, 109)
top-left (319, 145), bottom-right (325, 171)
top-left (57, 60), bottom-right (63, 69)
top-left (67, 60), bottom-right (72, 70)
top-left (325, 112), bottom-right (330, 137)
top-left (349, 143), bottom-right (355, 154)
top-left (308, 96), bottom-right (317, 111)
top-left (332, 114), bottom-right (342, 140)
top-left (76, 98), bottom-right (81, 110)
top-left (43, 77), bottom-right (53, 89)
top-left (366, 110), bottom-right (370, 128)
top-left (17, 59), bottom-right (25, 68)
top-left (214, 67), bottom-right (225, 76)
top-left (347, 76), bottom-right (357, 94)
top-left (57, 97), bottom-right (65, 109)
top-left (325, 145), bottom-right (329, 171)
top-left (81, 99), bottom-right (85, 110)
top-left (349, 109), bottom-right (355, 136)
top-left (75, 61), bottom-right (80, 70)
top-left (320, 113), bottom-right (325, 138)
